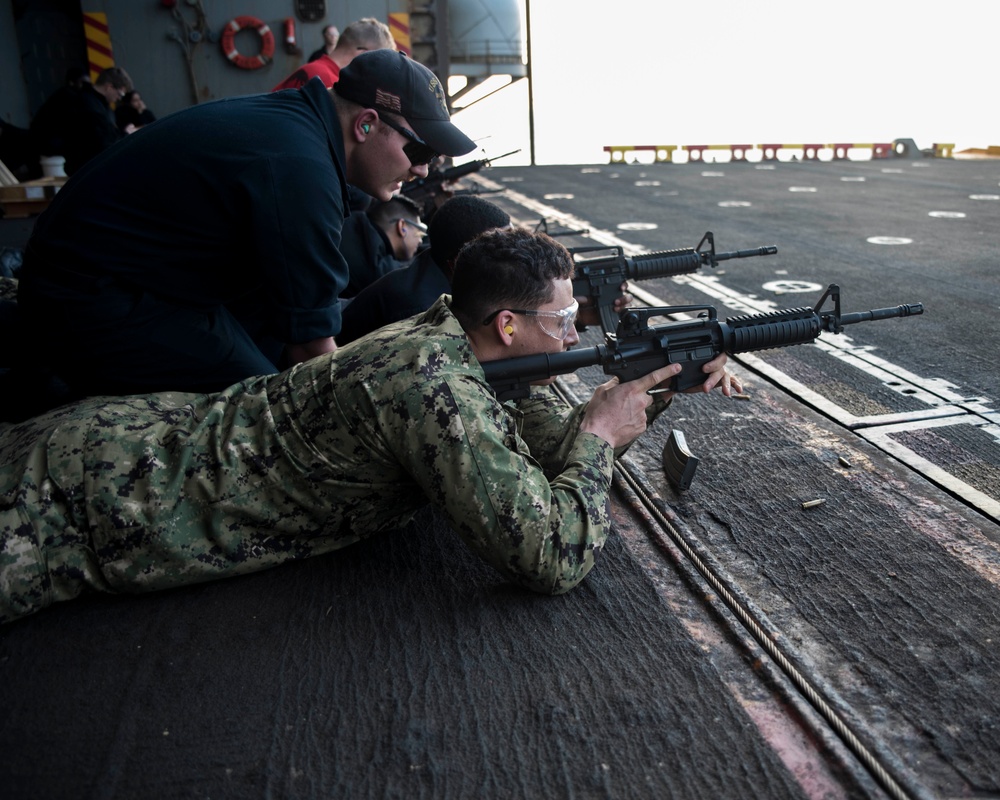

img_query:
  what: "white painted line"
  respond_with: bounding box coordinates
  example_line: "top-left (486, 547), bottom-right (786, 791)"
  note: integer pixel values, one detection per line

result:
top-left (860, 424), bottom-right (1000, 525)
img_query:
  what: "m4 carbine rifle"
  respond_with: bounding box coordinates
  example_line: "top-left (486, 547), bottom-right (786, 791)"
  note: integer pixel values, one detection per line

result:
top-left (482, 284), bottom-right (924, 402)
top-left (401, 148), bottom-right (521, 204)
top-left (571, 232), bottom-right (778, 333)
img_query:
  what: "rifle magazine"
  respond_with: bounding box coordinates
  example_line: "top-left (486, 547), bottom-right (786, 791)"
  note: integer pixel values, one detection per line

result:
top-left (662, 428), bottom-right (699, 491)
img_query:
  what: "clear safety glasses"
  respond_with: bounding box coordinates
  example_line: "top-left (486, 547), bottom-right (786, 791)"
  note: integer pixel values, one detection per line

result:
top-left (394, 217), bottom-right (428, 237)
top-left (482, 299), bottom-right (579, 340)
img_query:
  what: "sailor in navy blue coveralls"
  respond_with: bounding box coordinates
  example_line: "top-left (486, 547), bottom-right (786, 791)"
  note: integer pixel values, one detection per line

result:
top-left (17, 78), bottom-right (353, 395)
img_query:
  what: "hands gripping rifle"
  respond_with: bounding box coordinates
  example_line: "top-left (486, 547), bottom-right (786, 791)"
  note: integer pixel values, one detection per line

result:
top-left (482, 284), bottom-right (923, 402)
top-left (572, 232), bottom-right (778, 333)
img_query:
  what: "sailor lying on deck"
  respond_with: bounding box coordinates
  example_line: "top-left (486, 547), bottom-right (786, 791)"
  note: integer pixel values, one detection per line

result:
top-left (0, 228), bottom-right (740, 623)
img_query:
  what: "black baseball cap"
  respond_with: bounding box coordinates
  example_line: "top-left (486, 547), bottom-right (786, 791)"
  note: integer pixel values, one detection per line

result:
top-left (334, 50), bottom-right (476, 157)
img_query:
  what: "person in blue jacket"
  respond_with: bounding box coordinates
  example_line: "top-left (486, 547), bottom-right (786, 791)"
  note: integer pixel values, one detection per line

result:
top-left (14, 50), bottom-right (475, 405)
top-left (337, 195), bottom-right (634, 346)
top-left (338, 195), bottom-right (511, 344)
top-left (339, 194), bottom-right (426, 298)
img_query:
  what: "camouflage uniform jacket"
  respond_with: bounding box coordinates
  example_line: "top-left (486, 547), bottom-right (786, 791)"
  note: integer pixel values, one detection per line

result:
top-left (0, 296), bottom-right (627, 623)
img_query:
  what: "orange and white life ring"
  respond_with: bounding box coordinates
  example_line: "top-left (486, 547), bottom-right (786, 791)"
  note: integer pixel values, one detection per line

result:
top-left (220, 16), bottom-right (275, 70)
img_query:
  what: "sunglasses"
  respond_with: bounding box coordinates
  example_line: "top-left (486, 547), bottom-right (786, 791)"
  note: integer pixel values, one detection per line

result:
top-left (379, 115), bottom-right (439, 167)
top-left (482, 299), bottom-right (580, 340)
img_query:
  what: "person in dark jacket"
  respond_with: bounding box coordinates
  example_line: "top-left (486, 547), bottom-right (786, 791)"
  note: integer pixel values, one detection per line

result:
top-left (27, 67), bottom-right (89, 169)
top-left (337, 195), bottom-right (636, 347)
top-left (308, 23), bottom-right (340, 61)
top-left (338, 195), bottom-right (511, 344)
top-left (340, 194), bottom-right (425, 297)
top-left (13, 50), bottom-right (475, 411)
top-left (31, 66), bottom-right (133, 174)
top-left (115, 90), bottom-right (156, 133)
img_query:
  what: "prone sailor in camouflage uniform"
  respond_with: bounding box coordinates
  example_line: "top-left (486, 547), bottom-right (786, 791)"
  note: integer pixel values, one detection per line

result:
top-left (0, 228), bottom-right (740, 623)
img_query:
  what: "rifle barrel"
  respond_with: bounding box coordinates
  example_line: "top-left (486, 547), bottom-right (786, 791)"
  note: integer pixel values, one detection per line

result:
top-left (839, 303), bottom-right (924, 326)
top-left (483, 284), bottom-right (924, 401)
top-left (715, 245), bottom-right (778, 260)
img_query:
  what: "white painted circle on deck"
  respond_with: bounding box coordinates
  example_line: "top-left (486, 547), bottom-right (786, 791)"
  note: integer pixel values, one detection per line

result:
top-left (617, 222), bottom-right (658, 231)
top-left (867, 236), bottom-right (913, 245)
top-left (762, 280), bottom-right (823, 293)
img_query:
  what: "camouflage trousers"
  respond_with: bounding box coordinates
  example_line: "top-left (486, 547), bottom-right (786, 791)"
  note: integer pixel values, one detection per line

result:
top-left (0, 424), bottom-right (112, 621)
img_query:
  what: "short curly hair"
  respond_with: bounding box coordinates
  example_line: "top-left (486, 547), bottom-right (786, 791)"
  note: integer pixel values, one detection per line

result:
top-left (450, 227), bottom-right (574, 330)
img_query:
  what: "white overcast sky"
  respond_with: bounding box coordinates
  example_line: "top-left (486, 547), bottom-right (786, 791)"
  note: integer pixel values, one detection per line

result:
top-left (451, 1), bottom-right (998, 165)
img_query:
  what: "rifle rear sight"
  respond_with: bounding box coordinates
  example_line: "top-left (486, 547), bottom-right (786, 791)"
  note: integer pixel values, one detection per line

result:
top-left (571, 232), bottom-right (778, 333)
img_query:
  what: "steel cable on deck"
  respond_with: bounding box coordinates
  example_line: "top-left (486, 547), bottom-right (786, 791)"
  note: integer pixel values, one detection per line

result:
top-left (550, 377), bottom-right (927, 800)
top-left (611, 456), bottom-right (926, 800)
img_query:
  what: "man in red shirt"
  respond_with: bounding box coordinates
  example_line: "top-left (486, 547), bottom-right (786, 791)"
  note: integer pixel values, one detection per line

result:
top-left (273, 17), bottom-right (395, 91)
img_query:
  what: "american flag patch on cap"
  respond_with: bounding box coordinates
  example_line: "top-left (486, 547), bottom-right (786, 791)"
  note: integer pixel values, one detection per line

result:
top-left (374, 89), bottom-right (402, 113)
